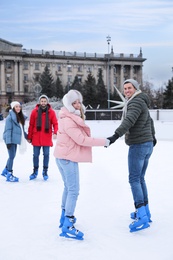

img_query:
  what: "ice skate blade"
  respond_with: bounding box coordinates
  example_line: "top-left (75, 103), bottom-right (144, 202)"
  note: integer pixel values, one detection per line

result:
top-left (59, 232), bottom-right (84, 240)
top-left (130, 222), bottom-right (150, 233)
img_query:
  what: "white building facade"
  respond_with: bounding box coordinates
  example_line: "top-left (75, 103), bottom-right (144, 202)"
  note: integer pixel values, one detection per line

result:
top-left (0, 38), bottom-right (146, 105)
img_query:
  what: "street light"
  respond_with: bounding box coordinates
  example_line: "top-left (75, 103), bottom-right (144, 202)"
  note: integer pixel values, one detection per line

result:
top-left (107, 35), bottom-right (111, 109)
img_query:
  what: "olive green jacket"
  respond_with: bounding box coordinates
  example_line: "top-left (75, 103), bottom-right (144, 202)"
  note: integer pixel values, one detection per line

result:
top-left (115, 92), bottom-right (155, 146)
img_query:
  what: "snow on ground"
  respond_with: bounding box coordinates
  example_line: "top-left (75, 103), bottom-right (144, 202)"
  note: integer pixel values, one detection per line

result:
top-left (0, 119), bottom-right (172, 260)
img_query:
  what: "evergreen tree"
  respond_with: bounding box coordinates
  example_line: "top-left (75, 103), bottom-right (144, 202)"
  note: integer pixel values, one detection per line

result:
top-left (96, 68), bottom-right (108, 108)
top-left (71, 75), bottom-right (82, 92)
top-left (54, 76), bottom-right (64, 99)
top-left (162, 78), bottom-right (173, 108)
top-left (39, 65), bottom-right (54, 97)
top-left (82, 72), bottom-right (97, 108)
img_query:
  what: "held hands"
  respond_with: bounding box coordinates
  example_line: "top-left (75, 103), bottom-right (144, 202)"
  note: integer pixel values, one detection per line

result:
top-left (105, 132), bottom-right (119, 147)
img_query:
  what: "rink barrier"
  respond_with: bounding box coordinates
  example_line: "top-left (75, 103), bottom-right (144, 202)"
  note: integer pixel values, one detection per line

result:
top-left (84, 109), bottom-right (173, 121)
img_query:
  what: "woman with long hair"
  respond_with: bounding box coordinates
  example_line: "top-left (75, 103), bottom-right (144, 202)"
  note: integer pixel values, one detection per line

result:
top-left (1, 101), bottom-right (27, 182)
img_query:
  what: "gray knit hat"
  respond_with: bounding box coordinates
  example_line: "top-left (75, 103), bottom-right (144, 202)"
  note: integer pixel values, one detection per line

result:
top-left (38, 94), bottom-right (49, 103)
top-left (123, 79), bottom-right (140, 90)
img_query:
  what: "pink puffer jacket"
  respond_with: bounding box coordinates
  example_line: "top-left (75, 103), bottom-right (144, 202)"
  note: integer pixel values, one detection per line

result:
top-left (53, 107), bottom-right (106, 162)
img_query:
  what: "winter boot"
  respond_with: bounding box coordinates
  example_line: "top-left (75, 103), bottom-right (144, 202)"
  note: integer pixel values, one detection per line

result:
top-left (6, 171), bottom-right (19, 182)
top-left (60, 216), bottom-right (84, 240)
top-left (29, 168), bottom-right (38, 180)
top-left (1, 167), bottom-right (8, 177)
top-left (42, 168), bottom-right (48, 181)
top-left (130, 204), bottom-right (152, 223)
top-left (59, 209), bottom-right (77, 228)
top-left (129, 206), bottom-right (150, 232)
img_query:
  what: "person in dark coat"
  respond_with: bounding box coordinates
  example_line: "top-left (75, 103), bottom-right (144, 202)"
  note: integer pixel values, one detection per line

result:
top-left (27, 95), bottom-right (58, 181)
top-left (107, 79), bottom-right (156, 232)
top-left (1, 101), bottom-right (27, 182)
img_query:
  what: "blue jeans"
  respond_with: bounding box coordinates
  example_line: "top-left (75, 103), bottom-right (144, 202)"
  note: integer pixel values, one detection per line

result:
top-left (56, 158), bottom-right (79, 217)
top-left (33, 146), bottom-right (50, 169)
top-left (6, 144), bottom-right (17, 172)
top-left (128, 141), bottom-right (153, 208)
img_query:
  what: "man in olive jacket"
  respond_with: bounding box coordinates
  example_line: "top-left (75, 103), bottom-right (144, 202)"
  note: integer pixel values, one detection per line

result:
top-left (107, 79), bottom-right (156, 233)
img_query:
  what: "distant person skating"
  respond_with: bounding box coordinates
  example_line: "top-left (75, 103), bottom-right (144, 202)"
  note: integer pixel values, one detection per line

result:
top-left (107, 79), bottom-right (157, 232)
top-left (27, 95), bottom-right (58, 181)
top-left (1, 101), bottom-right (27, 182)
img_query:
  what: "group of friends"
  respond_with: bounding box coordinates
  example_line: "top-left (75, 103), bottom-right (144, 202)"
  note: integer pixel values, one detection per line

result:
top-left (1, 78), bottom-right (157, 240)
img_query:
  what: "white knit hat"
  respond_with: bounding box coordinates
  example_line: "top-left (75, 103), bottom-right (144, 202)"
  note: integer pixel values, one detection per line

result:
top-left (63, 90), bottom-right (84, 113)
top-left (11, 101), bottom-right (20, 109)
top-left (123, 79), bottom-right (140, 90)
top-left (38, 94), bottom-right (49, 103)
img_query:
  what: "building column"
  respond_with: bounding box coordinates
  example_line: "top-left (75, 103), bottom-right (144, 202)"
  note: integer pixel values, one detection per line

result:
top-left (0, 60), bottom-right (6, 94)
top-left (19, 61), bottom-right (24, 95)
top-left (14, 61), bottom-right (19, 94)
top-left (130, 65), bottom-right (133, 78)
top-left (120, 65), bottom-right (124, 91)
top-left (138, 65), bottom-right (142, 84)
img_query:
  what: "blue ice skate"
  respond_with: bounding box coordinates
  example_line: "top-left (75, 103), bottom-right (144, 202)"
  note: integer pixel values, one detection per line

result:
top-left (29, 169), bottom-right (38, 180)
top-left (6, 172), bottom-right (19, 182)
top-left (130, 204), bottom-right (152, 223)
top-left (1, 168), bottom-right (8, 177)
top-left (42, 169), bottom-right (48, 181)
top-left (59, 209), bottom-right (77, 228)
top-left (59, 216), bottom-right (84, 240)
top-left (129, 206), bottom-right (150, 232)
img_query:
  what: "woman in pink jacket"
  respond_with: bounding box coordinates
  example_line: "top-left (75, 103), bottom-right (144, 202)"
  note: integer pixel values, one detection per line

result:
top-left (54, 90), bottom-right (109, 240)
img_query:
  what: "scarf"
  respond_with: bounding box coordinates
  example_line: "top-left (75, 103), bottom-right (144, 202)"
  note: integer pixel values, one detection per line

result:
top-left (121, 90), bottom-right (142, 120)
top-left (37, 106), bottom-right (49, 133)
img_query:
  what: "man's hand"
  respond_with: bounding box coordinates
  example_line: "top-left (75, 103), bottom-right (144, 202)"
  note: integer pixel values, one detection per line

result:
top-left (107, 132), bottom-right (119, 145)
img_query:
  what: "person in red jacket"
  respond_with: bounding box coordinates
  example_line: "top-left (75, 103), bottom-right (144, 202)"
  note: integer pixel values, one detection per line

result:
top-left (27, 95), bottom-right (58, 181)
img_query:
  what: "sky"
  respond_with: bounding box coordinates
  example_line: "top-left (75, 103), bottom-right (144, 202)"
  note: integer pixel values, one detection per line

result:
top-left (0, 116), bottom-right (173, 260)
top-left (0, 0), bottom-right (173, 88)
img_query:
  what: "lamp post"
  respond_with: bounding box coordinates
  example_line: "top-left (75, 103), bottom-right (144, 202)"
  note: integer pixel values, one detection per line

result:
top-left (67, 60), bottom-right (71, 92)
top-left (107, 35), bottom-right (111, 109)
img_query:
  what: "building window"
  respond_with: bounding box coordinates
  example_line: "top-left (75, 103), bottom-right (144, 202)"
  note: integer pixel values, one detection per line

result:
top-left (78, 66), bottom-right (82, 72)
top-left (33, 73), bottom-right (40, 82)
top-left (6, 85), bottom-right (12, 93)
top-left (57, 64), bottom-right (61, 71)
top-left (133, 66), bottom-right (138, 74)
top-left (77, 76), bottom-right (82, 83)
top-left (35, 63), bottom-right (39, 70)
top-left (67, 65), bottom-right (72, 72)
top-left (24, 85), bottom-right (29, 93)
top-left (24, 74), bottom-right (28, 82)
top-left (6, 74), bottom-right (12, 82)
top-left (87, 66), bottom-right (92, 72)
top-left (6, 62), bottom-right (12, 69)
top-left (67, 75), bottom-right (72, 84)
top-left (23, 62), bottom-right (29, 70)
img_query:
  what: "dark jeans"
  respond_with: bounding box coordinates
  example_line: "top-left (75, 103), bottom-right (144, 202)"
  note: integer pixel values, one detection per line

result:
top-left (6, 144), bottom-right (17, 172)
top-left (33, 146), bottom-right (50, 170)
top-left (128, 141), bottom-right (153, 208)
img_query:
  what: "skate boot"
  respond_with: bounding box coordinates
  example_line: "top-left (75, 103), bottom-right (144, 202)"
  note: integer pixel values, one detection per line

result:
top-left (59, 209), bottom-right (77, 228)
top-left (129, 206), bottom-right (150, 232)
top-left (29, 168), bottom-right (38, 180)
top-left (1, 167), bottom-right (8, 177)
top-left (130, 204), bottom-right (152, 222)
top-left (6, 171), bottom-right (19, 182)
top-left (60, 216), bottom-right (84, 240)
top-left (42, 168), bottom-right (48, 181)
